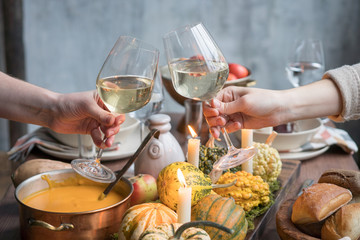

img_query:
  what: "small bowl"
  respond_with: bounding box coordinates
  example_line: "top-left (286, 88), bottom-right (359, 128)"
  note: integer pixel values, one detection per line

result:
top-left (160, 65), bottom-right (255, 106)
top-left (48, 114), bottom-right (140, 147)
top-left (252, 118), bottom-right (323, 151)
top-left (224, 66), bottom-right (255, 87)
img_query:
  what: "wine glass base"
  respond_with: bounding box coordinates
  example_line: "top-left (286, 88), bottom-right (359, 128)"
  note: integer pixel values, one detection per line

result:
top-left (214, 146), bottom-right (257, 170)
top-left (71, 159), bottom-right (116, 183)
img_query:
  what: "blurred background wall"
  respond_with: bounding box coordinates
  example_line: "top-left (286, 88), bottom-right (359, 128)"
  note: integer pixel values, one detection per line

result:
top-left (1, 0), bottom-right (360, 154)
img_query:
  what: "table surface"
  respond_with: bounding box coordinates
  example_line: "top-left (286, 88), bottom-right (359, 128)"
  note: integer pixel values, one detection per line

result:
top-left (0, 113), bottom-right (358, 240)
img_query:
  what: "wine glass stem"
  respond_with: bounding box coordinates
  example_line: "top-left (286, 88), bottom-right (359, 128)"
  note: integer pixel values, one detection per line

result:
top-left (96, 137), bottom-right (107, 162)
top-left (222, 128), bottom-right (235, 151)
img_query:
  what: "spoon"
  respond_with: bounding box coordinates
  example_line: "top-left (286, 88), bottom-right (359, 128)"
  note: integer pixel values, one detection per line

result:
top-left (98, 129), bottom-right (160, 200)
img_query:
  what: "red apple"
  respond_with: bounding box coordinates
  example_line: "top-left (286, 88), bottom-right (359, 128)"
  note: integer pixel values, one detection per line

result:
top-left (128, 174), bottom-right (158, 206)
top-left (228, 63), bottom-right (249, 79)
top-left (227, 72), bottom-right (237, 81)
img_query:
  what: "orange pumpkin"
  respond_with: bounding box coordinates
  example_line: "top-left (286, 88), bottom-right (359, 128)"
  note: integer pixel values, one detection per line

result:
top-left (191, 194), bottom-right (248, 240)
top-left (118, 202), bottom-right (177, 240)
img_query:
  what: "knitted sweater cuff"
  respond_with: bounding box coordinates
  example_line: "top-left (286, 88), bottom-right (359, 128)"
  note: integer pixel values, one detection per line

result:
top-left (323, 63), bottom-right (360, 122)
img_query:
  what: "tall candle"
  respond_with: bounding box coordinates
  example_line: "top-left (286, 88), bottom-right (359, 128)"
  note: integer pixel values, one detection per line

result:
top-left (177, 169), bottom-right (192, 223)
top-left (187, 125), bottom-right (200, 168)
top-left (241, 129), bottom-right (253, 173)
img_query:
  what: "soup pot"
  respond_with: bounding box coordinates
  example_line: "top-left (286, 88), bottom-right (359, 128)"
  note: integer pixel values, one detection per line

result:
top-left (15, 169), bottom-right (133, 240)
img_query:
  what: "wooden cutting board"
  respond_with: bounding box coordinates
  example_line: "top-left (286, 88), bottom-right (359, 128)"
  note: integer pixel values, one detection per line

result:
top-left (246, 159), bottom-right (301, 240)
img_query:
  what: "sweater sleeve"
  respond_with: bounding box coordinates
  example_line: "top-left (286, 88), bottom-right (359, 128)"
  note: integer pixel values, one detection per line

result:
top-left (323, 63), bottom-right (360, 122)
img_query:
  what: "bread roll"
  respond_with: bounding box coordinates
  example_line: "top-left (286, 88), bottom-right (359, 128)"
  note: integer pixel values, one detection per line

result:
top-left (321, 203), bottom-right (360, 240)
top-left (291, 183), bottom-right (352, 225)
top-left (318, 169), bottom-right (360, 203)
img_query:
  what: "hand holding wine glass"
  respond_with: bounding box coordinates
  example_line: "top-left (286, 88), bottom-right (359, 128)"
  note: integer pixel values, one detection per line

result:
top-left (71, 36), bottom-right (159, 183)
top-left (163, 23), bottom-right (256, 171)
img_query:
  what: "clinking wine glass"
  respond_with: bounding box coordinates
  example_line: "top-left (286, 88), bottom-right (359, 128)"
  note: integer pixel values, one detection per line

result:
top-left (131, 67), bottom-right (164, 141)
top-left (71, 36), bottom-right (159, 183)
top-left (163, 23), bottom-right (256, 171)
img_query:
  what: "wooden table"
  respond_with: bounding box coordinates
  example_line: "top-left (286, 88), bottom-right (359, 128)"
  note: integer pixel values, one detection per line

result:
top-left (0, 113), bottom-right (358, 240)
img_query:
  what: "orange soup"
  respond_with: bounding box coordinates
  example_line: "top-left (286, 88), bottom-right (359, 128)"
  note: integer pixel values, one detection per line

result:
top-left (22, 184), bottom-right (124, 212)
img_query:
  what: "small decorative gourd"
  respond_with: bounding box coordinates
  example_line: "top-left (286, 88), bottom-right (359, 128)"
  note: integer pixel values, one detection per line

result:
top-left (139, 221), bottom-right (233, 240)
top-left (157, 162), bottom-right (213, 210)
top-left (192, 194), bottom-right (248, 240)
top-left (135, 114), bottom-right (185, 179)
top-left (118, 202), bottom-right (177, 240)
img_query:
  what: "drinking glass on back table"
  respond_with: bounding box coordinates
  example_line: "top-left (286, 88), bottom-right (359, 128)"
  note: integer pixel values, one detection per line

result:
top-left (286, 39), bottom-right (325, 87)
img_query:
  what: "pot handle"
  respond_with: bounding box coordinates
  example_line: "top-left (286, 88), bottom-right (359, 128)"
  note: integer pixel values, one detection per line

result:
top-left (28, 218), bottom-right (74, 231)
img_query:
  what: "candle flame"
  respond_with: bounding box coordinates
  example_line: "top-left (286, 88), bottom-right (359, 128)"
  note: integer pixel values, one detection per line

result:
top-left (177, 169), bottom-right (187, 187)
top-left (187, 125), bottom-right (198, 138)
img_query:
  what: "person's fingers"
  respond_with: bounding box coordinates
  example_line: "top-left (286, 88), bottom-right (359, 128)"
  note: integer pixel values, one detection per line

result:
top-left (91, 127), bottom-right (105, 148)
top-left (206, 116), bottom-right (227, 127)
top-left (224, 121), bottom-right (242, 133)
top-left (209, 126), bottom-right (221, 139)
top-left (101, 124), bottom-right (121, 138)
top-left (202, 101), bottom-right (220, 118)
top-left (212, 98), bottom-right (243, 116)
top-left (104, 135), bottom-right (115, 148)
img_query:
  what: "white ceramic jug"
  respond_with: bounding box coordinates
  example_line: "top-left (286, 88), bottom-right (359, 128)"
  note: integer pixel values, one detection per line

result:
top-left (134, 114), bottom-right (185, 178)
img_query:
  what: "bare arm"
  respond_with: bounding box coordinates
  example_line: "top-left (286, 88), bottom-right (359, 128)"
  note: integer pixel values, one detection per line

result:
top-left (0, 72), bottom-right (124, 147)
top-left (204, 79), bottom-right (342, 138)
top-left (0, 71), bottom-right (59, 126)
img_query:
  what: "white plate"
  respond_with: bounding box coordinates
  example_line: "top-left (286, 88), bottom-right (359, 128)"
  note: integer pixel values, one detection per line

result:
top-left (37, 135), bottom-right (141, 161)
top-left (279, 146), bottom-right (330, 161)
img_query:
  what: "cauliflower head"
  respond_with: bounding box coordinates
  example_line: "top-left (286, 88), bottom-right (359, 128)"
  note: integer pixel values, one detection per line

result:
top-left (252, 142), bottom-right (282, 183)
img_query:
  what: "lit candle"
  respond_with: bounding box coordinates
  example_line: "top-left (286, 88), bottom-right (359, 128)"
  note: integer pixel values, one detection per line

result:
top-left (241, 129), bottom-right (253, 173)
top-left (187, 125), bottom-right (200, 168)
top-left (177, 169), bottom-right (192, 223)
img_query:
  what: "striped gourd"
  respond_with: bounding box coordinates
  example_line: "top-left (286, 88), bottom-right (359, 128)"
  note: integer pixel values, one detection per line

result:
top-left (118, 203), bottom-right (177, 240)
top-left (191, 194), bottom-right (248, 240)
top-left (139, 221), bottom-right (233, 240)
top-left (157, 162), bottom-right (212, 210)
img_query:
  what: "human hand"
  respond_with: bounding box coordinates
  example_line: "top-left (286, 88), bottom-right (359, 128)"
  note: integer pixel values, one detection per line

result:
top-left (49, 91), bottom-right (125, 148)
top-left (203, 86), bottom-right (285, 139)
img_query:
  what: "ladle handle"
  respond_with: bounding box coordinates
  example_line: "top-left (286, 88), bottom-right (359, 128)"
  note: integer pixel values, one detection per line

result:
top-left (100, 129), bottom-right (160, 199)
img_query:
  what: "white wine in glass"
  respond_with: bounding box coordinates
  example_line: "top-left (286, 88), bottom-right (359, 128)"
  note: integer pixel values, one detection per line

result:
top-left (163, 23), bottom-right (256, 170)
top-left (71, 36), bottom-right (159, 183)
top-left (131, 67), bottom-right (164, 140)
top-left (169, 59), bottom-right (228, 101)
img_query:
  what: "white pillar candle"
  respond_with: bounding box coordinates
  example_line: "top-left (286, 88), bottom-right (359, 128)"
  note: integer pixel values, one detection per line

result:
top-left (177, 169), bottom-right (192, 223)
top-left (241, 129), bottom-right (253, 173)
top-left (187, 125), bottom-right (200, 168)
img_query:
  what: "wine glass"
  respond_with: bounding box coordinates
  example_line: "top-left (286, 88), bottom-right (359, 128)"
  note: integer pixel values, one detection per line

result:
top-left (130, 67), bottom-right (164, 141)
top-left (285, 39), bottom-right (326, 126)
top-left (286, 39), bottom-right (325, 88)
top-left (71, 36), bottom-right (159, 183)
top-left (163, 23), bottom-right (256, 170)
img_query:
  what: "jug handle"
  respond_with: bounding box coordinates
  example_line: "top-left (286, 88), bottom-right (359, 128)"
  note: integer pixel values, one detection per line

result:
top-left (28, 218), bottom-right (74, 231)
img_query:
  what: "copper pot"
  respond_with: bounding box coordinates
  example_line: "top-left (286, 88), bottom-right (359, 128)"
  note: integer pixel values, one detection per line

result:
top-left (15, 169), bottom-right (133, 240)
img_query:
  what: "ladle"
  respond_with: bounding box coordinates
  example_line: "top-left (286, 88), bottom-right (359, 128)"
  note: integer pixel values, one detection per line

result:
top-left (99, 129), bottom-right (160, 200)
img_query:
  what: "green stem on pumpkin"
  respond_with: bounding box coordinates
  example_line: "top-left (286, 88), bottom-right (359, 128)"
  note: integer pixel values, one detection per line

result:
top-left (173, 220), bottom-right (234, 239)
top-left (211, 179), bottom-right (237, 189)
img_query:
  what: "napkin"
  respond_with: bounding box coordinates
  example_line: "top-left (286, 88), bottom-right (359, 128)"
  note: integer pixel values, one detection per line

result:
top-left (7, 127), bottom-right (119, 162)
top-left (280, 125), bottom-right (358, 154)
